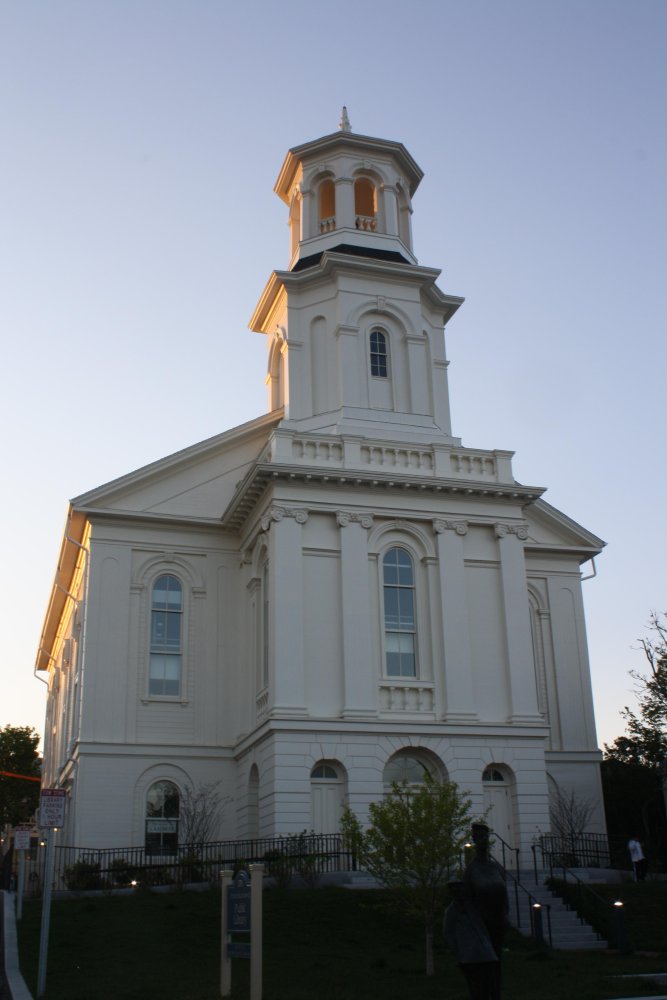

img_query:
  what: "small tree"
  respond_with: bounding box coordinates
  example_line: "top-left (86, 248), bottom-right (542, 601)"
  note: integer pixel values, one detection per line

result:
top-left (549, 787), bottom-right (595, 864)
top-left (0, 726), bottom-right (41, 828)
top-left (178, 781), bottom-right (225, 847)
top-left (341, 773), bottom-right (472, 976)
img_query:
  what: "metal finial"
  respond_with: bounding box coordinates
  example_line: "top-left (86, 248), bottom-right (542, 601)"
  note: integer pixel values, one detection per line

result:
top-left (339, 106), bottom-right (351, 132)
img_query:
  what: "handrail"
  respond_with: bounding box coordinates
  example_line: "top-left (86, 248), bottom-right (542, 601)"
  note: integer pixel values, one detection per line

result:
top-left (487, 832), bottom-right (552, 947)
top-left (540, 847), bottom-right (621, 947)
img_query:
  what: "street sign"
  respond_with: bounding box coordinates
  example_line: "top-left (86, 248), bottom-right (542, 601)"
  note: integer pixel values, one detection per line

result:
top-left (39, 789), bottom-right (66, 828)
top-left (227, 886), bottom-right (251, 931)
top-left (14, 826), bottom-right (32, 850)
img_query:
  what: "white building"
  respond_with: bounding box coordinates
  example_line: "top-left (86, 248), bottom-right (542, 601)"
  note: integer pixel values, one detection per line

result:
top-left (36, 115), bottom-right (606, 856)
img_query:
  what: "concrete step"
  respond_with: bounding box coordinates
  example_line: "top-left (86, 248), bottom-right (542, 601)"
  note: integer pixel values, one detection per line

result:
top-left (507, 878), bottom-right (608, 951)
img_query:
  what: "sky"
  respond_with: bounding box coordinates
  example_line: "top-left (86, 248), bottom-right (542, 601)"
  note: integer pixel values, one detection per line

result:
top-left (1, 0), bottom-right (665, 752)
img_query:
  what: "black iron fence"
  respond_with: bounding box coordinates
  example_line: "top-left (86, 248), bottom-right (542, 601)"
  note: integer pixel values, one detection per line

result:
top-left (537, 833), bottom-right (627, 870)
top-left (17, 833), bottom-right (354, 898)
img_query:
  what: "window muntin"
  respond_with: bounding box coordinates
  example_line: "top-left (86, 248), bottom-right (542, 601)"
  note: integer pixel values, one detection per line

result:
top-left (145, 779), bottom-right (179, 855)
top-left (149, 574), bottom-right (182, 697)
top-left (383, 547), bottom-right (417, 677)
top-left (383, 753), bottom-right (431, 787)
top-left (311, 764), bottom-right (338, 779)
top-left (370, 330), bottom-right (389, 378)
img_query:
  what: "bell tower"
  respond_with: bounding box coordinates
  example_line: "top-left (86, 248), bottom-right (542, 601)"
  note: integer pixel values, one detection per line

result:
top-left (250, 111), bottom-right (464, 445)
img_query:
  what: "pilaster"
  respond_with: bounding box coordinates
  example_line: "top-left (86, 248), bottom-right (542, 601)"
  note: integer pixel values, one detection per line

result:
top-left (263, 506), bottom-right (309, 716)
top-left (433, 520), bottom-right (478, 722)
top-left (337, 511), bottom-right (377, 719)
top-left (495, 523), bottom-right (541, 723)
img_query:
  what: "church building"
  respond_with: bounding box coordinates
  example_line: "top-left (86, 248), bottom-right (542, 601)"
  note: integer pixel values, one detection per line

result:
top-left (36, 113), bottom-right (606, 855)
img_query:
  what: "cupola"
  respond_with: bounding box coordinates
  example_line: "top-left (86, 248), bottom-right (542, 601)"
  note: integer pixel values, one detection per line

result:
top-left (274, 108), bottom-right (423, 269)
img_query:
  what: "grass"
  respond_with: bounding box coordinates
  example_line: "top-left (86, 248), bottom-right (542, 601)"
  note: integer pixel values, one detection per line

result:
top-left (15, 884), bottom-right (667, 1000)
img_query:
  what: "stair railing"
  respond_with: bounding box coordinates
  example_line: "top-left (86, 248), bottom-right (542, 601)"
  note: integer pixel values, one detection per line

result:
top-left (540, 847), bottom-right (621, 947)
top-left (489, 832), bottom-right (552, 947)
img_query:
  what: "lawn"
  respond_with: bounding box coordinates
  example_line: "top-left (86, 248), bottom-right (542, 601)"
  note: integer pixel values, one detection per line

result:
top-left (16, 884), bottom-right (667, 1000)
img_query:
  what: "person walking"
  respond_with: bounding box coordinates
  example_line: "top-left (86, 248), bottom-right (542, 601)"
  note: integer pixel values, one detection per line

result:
top-left (628, 835), bottom-right (647, 881)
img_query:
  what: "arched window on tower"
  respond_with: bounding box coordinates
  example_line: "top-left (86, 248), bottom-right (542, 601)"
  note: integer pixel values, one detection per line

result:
top-left (382, 547), bottom-right (417, 677)
top-left (149, 574), bottom-right (183, 697)
top-left (319, 179), bottom-right (336, 233)
top-left (370, 330), bottom-right (389, 378)
top-left (354, 177), bottom-right (377, 231)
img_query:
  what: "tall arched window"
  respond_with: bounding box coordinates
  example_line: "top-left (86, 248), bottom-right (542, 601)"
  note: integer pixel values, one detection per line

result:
top-left (370, 330), bottom-right (389, 378)
top-left (319, 179), bottom-right (335, 232)
top-left (149, 574), bottom-right (183, 697)
top-left (354, 177), bottom-right (377, 230)
top-left (145, 779), bottom-right (179, 855)
top-left (383, 752), bottom-right (432, 789)
top-left (383, 547), bottom-right (417, 677)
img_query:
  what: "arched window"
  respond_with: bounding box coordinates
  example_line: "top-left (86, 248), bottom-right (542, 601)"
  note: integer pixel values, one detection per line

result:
top-left (383, 547), bottom-right (417, 677)
top-left (483, 767), bottom-right (505, 782)
top-left (354, 178), bottom-right (377, 230)
top-left (145, 779), bottom-right (179, 855)
top-left (383, 752), bottom-right (432, 789)
top-left (319, 179), bottom-right (335, 232)
top-left (370, 330), bottom-right (389, 378)
top-left (149, 574), bottom-right (182, 697)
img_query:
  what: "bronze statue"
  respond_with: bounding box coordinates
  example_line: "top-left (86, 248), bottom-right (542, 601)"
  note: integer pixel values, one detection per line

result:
top-left (444, 822), bottom-right (509, 999)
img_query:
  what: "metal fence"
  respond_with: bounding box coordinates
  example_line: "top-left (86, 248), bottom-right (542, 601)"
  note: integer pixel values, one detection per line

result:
top-left (538, 833), bottom-right (612, 869)
top-left (17, 833), bottom-right (354, 898)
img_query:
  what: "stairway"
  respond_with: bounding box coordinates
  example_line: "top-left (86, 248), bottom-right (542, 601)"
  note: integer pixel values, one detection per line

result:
top-left (508, 871), bottom-right (607, 950)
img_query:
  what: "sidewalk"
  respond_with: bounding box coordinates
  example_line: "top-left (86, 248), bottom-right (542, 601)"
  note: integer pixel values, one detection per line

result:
top-left (1, 893), bottom-right (32, 1000)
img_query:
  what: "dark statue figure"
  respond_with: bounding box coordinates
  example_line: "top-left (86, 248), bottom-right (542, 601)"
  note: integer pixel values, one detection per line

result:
top-left (443, 822), bottom-right (509, 1000)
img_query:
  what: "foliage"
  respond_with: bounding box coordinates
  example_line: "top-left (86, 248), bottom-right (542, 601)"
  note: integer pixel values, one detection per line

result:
top-left (108, 857), bottom-right (140, 886)
top-left (178, 780), bottom-right (225, 846)
top-left (62, 859), bottom-right (106, 891)
top-left (341, 774), bottom-right (472, 976)
top-left (261, 831), bottom-right (325, 888)
top-left (0, 725), bottom-right (41, 828)
top-left (604, 611), bottom-right (667, 770)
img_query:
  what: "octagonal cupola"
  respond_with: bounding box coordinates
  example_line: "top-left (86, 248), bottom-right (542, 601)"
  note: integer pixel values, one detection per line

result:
top-left (275, 108), bottom-right (423, 269)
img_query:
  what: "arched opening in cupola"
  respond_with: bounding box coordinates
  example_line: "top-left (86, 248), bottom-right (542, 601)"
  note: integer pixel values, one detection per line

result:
top-left (318, 178), bottom-right (336, 233)
top-left (354, 177), bottom-right (377, 231)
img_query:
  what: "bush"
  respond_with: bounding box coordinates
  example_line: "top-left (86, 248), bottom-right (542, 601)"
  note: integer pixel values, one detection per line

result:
top-left (63, 860), bottom-right (106, 891)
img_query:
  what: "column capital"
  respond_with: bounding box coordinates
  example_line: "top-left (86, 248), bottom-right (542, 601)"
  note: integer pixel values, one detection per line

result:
top-left (494, 522), bottom-right (529, 540)
top-left (261, 506), bottom-right (309, 531)
top-left (336, 510), bottom-right (373, 529)
top-left (433, 519), bottom-right (468, 536)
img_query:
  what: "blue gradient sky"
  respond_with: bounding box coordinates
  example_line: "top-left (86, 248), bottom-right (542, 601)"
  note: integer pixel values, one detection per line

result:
top-left (1, 0), bottom-right (665, 750)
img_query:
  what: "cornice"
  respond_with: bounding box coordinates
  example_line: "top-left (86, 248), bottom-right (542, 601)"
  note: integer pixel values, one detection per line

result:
top-left (221, 461), bottom-right (544, 533)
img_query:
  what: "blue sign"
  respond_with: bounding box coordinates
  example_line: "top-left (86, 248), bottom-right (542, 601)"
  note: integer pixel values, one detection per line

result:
top-left (227, 886), bottom-right (251, 932)
top-left (228, 941), bottom-right (251, 958)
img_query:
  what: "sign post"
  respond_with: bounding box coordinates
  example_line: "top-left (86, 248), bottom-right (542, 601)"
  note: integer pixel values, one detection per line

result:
top-left (220, 869), bottom-right (234, 997)
top-left (13, 826), bottom-right (32, 921)
top-left (36, 789), bottom-right (66, 998)
top-left (249, 864), bottom-right (263, 1000)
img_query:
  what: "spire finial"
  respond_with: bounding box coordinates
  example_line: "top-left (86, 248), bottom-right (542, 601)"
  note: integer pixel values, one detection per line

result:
top-left (339, 106), bottom-right (351, 132)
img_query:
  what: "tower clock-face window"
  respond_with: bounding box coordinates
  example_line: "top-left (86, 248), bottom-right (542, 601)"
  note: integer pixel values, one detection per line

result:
top-left (370, 330), bottom-right (389, 378)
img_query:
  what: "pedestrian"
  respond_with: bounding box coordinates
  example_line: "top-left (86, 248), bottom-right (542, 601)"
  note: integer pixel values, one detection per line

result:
top-left (628, 835), bottom-right (647, 881)
top-left (443, 879), bottom-right (499, 1000)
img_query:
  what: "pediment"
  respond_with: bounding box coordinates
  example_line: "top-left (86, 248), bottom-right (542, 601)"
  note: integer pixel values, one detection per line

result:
top-left (523, 498), bottom-right (605, 557)
top-left (72, 411), bottom-right (280, 523)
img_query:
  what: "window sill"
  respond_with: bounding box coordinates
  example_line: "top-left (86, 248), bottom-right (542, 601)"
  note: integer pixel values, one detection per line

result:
top-left (141, 697), bottom-right (190, 707)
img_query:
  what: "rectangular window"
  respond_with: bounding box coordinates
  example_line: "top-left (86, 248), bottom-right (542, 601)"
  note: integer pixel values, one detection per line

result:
top-left (149, 574), bottom-right (183, 697)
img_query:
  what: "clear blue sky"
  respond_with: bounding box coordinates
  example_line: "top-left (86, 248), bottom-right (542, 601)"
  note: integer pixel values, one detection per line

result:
top-left (1, 0), bottom-right (665, 751)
